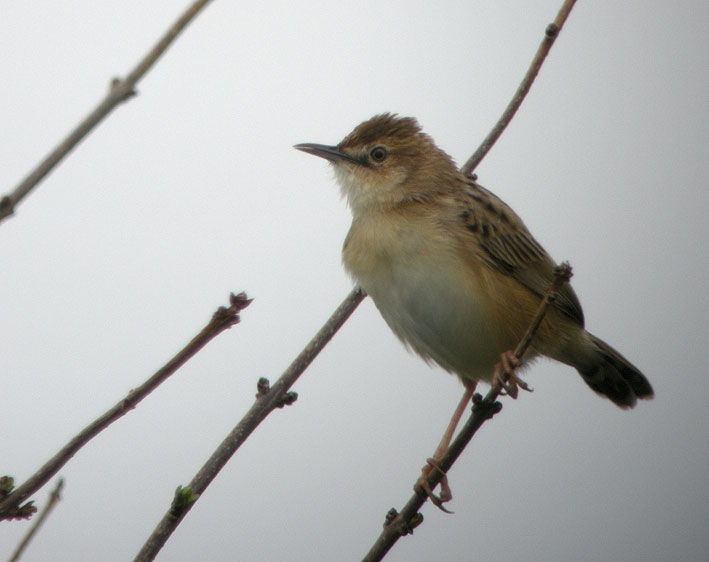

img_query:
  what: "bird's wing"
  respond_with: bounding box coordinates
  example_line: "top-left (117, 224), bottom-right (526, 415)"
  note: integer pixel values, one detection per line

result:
top-left (453, 182), bottom-right (584, 326)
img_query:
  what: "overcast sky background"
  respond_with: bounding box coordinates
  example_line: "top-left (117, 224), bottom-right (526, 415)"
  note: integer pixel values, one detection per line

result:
top-left (1, 2), bottom-right (707, 561)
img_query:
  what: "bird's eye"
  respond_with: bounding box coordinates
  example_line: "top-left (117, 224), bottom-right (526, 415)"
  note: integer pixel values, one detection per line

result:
top-left (369, 146), bottom-right (388, 163)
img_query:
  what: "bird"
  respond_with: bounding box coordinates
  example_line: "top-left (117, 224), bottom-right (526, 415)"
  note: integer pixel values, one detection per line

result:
top-left (294, 113), bottom-right (653, 501)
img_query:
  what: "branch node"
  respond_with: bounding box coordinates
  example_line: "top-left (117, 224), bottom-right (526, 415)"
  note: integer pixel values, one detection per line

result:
top-left (276, 391), bottom-right (298, 408)
top-left (170, 485), bottom-right (199, 518)
top-left (383, 508), bottom-right (398, 527)
top-left (212, 292), bottom-right (252, 329)
top-left (472, 393), bottom-right (503, 418)
top-left (400, 512), bottom-right (424, 535)
top-left (229, 291), bottom-right (253, 311)
top-left (256, 377), bottom-right (270, 398)
top-left (120, 396), bottom-right (137, 413)
top-left (1, 476), bottom-right (15, 497)
top-left (255, 377), bottom-right (297, 407)
top-left (109, 77), bottom-right (138, 101)
top-left (3, 501), bottom-right (37, 521)
top-left (545, 23), bottom-right (559, 38)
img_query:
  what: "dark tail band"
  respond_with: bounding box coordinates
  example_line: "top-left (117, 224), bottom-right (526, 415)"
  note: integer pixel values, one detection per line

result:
top-left (577, 334), bottom-right (654, 409)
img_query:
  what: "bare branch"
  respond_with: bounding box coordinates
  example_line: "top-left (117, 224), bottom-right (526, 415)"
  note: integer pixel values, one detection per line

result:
top-left (460, 0), bottom-right (577, 177)
top-left (7, 479), bottom-right (64, 562)
top-left (361, 264), bottom-right (573, 562)
top-left (0, 0), bottom-right (215, 224)
top-left (133, 288), bottom-right (365, 562)
top-left (0, 292), bottom-right (250, 520)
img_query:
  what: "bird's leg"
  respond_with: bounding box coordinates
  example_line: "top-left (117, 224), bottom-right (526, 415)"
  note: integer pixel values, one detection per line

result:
top-left (492, 350), bottom-right (533, 398)
top-left (415, 383), bottom-right (476, 509)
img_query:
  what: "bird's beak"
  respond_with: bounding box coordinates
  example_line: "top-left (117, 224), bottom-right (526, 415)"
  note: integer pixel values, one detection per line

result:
top-left (293, 143), bottom-right (359, 165)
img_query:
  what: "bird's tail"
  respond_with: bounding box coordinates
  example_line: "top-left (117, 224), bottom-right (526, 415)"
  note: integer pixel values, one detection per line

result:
top-left (574, 333), bottom-right (654, 409)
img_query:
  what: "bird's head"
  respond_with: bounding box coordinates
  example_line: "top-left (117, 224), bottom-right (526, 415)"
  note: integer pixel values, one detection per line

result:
top-left (295, 113), bottom-right (461, 216)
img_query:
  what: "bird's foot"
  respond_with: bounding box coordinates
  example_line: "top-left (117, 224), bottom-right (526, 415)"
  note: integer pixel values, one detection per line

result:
top-left (415, 458), bottom-right (454, 513)
top-left (492, 350), bottom-right (533, 399)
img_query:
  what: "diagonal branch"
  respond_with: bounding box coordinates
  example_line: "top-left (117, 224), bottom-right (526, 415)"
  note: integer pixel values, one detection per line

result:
top-left (0, 0), bottom-right (215, 224)
top-left (460, 0), bottom-right (577, 177)
top-left (361, 264), bottom-right (573, 562)
top-left (132, 287), bottom-right (365, 562)
top-left (0, 292), bottom-right (250, 521)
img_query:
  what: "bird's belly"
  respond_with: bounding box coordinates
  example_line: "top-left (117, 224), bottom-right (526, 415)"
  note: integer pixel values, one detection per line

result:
top-left (359, 260), bottom-right (503, 382)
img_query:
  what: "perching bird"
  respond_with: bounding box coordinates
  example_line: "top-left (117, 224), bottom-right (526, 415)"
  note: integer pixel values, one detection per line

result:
top-left (295, 113), bottom-right (653, 499)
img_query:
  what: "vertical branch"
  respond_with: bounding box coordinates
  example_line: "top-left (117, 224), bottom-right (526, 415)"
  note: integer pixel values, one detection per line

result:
top-left (0, 0), bottom-right (215, 224)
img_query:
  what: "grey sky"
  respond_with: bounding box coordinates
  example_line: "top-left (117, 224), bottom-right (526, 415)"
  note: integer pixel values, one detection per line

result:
top-left (1, 1), bottom-right (707, 561)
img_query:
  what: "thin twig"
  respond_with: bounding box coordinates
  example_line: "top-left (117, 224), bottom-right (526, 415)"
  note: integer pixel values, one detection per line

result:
top-left (0, 293), bottom-right (250, 521)
top-left (361, 264), bottom-right (573, 562)
top-left (0, 0), bottom-right (215, 224)
top-left (460, 0), bottom-right (577, 177)
top-left (132, 288), bottom-right (365, 562)
top-left (7, 479), bottom-right (64, 562)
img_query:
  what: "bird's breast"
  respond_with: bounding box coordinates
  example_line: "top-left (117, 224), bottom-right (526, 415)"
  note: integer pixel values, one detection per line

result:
top-left (342, 212), bottom-right (506, 381)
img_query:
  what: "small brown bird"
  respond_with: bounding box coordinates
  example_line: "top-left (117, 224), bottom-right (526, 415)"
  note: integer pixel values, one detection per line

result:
top-left (295, 113), bottom-right (653, 498)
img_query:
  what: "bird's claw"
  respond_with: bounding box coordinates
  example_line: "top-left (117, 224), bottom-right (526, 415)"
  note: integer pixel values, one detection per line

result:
top-left (492, 350), bottom-right (533, 398)
top-left (415, 458), bottom-right (454, 513)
